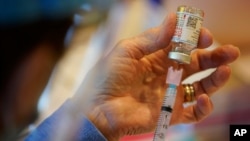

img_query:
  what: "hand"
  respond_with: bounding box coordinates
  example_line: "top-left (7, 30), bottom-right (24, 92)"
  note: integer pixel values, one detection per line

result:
top-left (72, 13), bottom-right (240, 140)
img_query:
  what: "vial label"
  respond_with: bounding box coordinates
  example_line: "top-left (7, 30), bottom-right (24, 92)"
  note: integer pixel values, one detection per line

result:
top-left (172, 11), bottom-right (203, 50)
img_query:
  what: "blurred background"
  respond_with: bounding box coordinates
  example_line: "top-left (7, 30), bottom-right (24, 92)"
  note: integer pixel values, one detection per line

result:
top-left (34, 0), bottom-right (250, 140)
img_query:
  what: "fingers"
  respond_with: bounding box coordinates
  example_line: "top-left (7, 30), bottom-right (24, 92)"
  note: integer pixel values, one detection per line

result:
top-left (181, 94), bottom-right (213, 123)
top-left (200, 45), bottom-right (240, 69)
top-left (178, 65), bottom-right (230, 124)
top-left (192, 65), bottom-right (231, 98)
top-left (197, 27), bottom-right (213, 49)
top-left (185, 44), bottom-right (240, 76)
top-left (116, 13), bottom-right (213, 61)
top-left (135, 14), bottom-right (213, 57)
top-left (193, 94), bottom-right (213, 122)
top-left (199, 45), bottom-right (240, 70)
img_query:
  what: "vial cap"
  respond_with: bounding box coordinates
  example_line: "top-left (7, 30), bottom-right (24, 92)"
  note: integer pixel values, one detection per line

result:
top-left (168, 51), bottom-right (191, 64)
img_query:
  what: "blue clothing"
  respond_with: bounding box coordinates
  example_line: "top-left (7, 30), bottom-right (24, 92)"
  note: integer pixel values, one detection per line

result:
top-left (25, 100), bottom-right (107, 141)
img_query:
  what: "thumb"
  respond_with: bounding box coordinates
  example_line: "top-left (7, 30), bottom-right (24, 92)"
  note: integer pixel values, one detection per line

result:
top-left (156, 13), bottom-right (177, 49)
top-left (117, 13), bottom-right (176, 59)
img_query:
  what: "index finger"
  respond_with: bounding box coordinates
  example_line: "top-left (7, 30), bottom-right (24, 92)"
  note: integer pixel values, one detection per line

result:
top-left (197, 27), bottom-right (213, 49)
top-left (183, 44), bottom-right (240, 77)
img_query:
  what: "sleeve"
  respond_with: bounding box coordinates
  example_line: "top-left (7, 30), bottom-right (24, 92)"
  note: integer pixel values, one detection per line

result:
top-left (25, 100), bottom-right (107, 141)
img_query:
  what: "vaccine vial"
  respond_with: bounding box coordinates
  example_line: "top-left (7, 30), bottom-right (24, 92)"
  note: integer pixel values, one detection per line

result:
top-left (168, 5), bottom-right (204, 64)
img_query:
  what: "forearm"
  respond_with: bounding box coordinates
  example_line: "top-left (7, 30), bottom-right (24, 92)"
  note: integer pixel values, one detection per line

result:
top-left (25, 99), bottom-right (107, 141)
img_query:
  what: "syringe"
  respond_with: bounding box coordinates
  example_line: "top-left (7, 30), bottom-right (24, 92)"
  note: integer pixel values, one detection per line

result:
top-left (152, 5), bottom-right (204, 141)
top-left (153, 66), bottom-right (183, 141)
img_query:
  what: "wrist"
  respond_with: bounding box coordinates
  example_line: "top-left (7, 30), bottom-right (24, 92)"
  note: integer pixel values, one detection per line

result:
top-left (87, 104), bottom-right (120, 141)
top-left (70, 95), bottom-right (121, 140)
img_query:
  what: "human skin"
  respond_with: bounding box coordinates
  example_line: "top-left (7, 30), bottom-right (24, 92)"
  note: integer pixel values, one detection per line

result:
top-left (164, 0), bottom-right (250, 49)
top-left (71, 13), bottom-right (240, 140)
